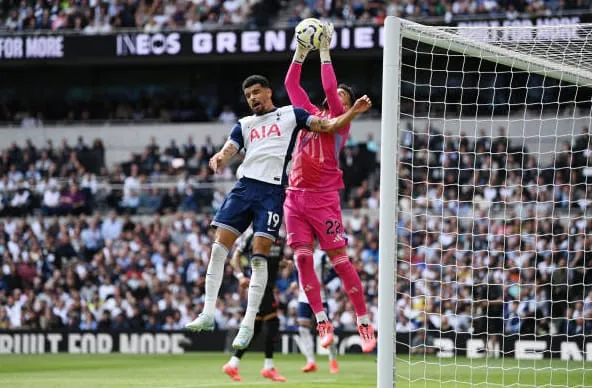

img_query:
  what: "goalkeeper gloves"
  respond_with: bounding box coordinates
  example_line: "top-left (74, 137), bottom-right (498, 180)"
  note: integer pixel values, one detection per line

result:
top-left (293, 44), bottom-right (310, 64)
top-left (320, 22), bottom-right (334, 63)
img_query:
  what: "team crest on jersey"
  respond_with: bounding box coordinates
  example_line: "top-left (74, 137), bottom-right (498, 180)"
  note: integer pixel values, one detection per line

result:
top-left (250, 124), bottom-right (282, 142)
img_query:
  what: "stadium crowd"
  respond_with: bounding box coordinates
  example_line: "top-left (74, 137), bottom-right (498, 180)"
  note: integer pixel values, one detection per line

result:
top-left (1, 0), bottom-right (282, 33)
top-left (4, 0), bottom-right (591, 33)
top-left (0, 126), bottom-right (591, 344)
top-left (0, 134), bottom-right (377, 217)
top-left (294, 0), bottom-right (592, 27)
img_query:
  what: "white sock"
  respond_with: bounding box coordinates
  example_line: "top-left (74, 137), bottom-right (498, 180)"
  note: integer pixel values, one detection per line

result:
top-left (315, 311), bottom-right (329, 323)
top-left (229, 356), bottom-right (240, 368)
top-left (357, 314), bottom-right (370, 326)
top-left (203, 242), bottom-right (229, 315)
top-left (242, 255), bottom-right (268, 329)
top-left (298, 326), bottom-right (315, 363)
top-left (263, 358), bottom-right (274, 370)
top-left (328, 342), bottom-right (337, 361)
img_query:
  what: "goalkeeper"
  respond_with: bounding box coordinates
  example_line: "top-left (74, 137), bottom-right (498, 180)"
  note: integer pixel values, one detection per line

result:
top-left (283, 22), bottom-right (376, 353)
top-left (222, 228), bottom-right (287, 383)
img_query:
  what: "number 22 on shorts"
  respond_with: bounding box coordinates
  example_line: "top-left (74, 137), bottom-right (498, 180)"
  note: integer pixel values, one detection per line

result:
top-left (325, 220), bottom-right (342, 235)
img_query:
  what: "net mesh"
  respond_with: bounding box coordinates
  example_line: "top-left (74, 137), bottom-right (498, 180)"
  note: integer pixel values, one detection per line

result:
top-left (394, 21), bottom-right (592, 387)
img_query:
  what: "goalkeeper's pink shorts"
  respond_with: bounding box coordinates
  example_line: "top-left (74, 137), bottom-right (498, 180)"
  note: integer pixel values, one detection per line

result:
top-left (283, 189), bottom-right (347, 251)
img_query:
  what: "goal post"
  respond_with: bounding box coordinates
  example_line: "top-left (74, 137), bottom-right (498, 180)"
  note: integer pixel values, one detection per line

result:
top-left (377, 15), bottom-right (401, 388)
top-left (378, 16), bottom-right (592, 388)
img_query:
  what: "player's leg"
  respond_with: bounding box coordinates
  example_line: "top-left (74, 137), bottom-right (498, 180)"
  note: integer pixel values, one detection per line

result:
top-left (297, 303), bottom-right (317, 373)
top-left (223, 318), bottom-right (264, 381)
top-left (254, 256), bottom-right (286, 381)
top-left (232, 236), bottom-right (272, 350)
top-left (323, 302), bottom-right (339, 374)
top-left (311, 191), bottom-right (376, 353)
top-left (325, 244), bottom-right (376, 353)
top-left (260, 317), bottom-right (287, 382)
top-left (284, 190), bottom-right (334, 347)
top-left (186, 183), bottom-right (251, 332)
top-left (325, 245), bottom-right (375, 353)
top-left (233, 185), bottom-right (283, 349)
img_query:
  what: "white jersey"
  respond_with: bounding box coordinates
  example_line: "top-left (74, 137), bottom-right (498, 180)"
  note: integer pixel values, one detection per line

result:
top-left (227, 105), bottom-right (313, 186)
top-left (298, 249), bottom-right (330, 304)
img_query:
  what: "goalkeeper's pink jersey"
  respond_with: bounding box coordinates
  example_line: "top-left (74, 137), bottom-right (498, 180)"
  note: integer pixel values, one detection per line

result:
top-left (284, 62), bottom-right (350, 191)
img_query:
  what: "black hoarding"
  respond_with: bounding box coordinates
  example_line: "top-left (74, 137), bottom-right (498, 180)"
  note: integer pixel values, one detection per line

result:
top-left (0, 14), bottom-right (590, 66)
top-left (1, 330), bottom-right (590, 360)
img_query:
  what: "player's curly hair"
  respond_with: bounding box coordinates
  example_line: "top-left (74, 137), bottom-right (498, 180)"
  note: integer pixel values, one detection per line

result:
top-left (242, 75), bottom-right (272, 91)
top-left (322, 83), bottom-right (355, 110)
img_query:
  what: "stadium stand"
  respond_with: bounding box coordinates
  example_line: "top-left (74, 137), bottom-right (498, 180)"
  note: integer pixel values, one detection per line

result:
top-left (1, 125), bottom-right (590, 337)
top-left (4, 0), bottom-right (591, 32)
top-left (1, 0), bottom-right (283, 33)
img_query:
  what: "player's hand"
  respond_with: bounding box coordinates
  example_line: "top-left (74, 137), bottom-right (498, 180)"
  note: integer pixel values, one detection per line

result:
top-left (209, 153), bottom-right (225, 173)
top-left (294, 45), bottom-right (310, 63)
top-left (320, 22), bottom-right (334, 51)
top-left (352, 95), bottom-right (372, 115)
top-left (240, 277), bottom-right (250, 289)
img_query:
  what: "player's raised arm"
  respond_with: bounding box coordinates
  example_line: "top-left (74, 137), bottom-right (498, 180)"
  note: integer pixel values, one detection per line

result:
top-left (308, 95), bottom-right (372, 133)
top-left (319, 23), bottom-right (345, 117)
top-left (209, 122), bottom-right (242, 173)
top-left (285, 41), bottom-right (317, 114)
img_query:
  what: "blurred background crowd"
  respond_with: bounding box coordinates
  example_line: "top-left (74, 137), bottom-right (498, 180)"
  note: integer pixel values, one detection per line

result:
top-left (1, 0), bottom-right (591, 33)
top-left (1, 124), bottom-right (591, 339)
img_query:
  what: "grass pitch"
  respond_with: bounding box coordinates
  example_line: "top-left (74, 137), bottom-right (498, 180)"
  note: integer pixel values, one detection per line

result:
top-left (0, 352), bottom-right (590, 387)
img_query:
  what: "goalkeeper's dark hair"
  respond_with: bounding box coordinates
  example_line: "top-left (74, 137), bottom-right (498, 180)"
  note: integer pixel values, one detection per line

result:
top-left (322, 83), bottom-right (356, 109)
top-left (242, 75), bottom-right (272, 91)
top-left (338, 83), bottom-right (355, 104)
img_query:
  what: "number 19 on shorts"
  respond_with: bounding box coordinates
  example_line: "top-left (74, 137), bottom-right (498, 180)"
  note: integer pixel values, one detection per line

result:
top-left (267, 211), bottom-right (280, 231)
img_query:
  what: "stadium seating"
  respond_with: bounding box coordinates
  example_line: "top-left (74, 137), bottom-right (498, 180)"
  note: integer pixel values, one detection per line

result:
top-left (1, 0), bottom-right (283, 33)
top-left (290, 0), bottom-right (592, 27)
top-left (5, 0), bottom-right (592, 33)
top-left (1, 127), bottom-right (590, 337)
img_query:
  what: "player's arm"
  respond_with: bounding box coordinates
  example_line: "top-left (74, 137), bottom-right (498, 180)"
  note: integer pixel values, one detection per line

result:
top-left (285, 49), bottom-right (318, 114)
top-left (321, 63), bottom-right (344, 116)
top-left (319, 22), bottom-right (344, 116)
top-left (209, 122), bottom-right (242, 173)
top-left (306, 95), bottom-right (372, 133)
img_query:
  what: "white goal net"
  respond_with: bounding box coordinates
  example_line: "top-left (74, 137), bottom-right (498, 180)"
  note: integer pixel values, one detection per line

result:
top-left (377, 18), bottom-right (592, 388)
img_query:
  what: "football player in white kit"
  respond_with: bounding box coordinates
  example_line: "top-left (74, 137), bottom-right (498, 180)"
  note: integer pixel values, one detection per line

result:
top-left (297, 248), bottom-right (339, 374)
top-left (185, 74), bottom-right (372, 351)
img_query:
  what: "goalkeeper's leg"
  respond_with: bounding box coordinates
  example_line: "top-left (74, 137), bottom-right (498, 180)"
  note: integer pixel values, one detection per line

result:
top-left (285, 190), bottom-right (334, 347)
top-left (309, 192), bottom-right (376, 353)
top-left (326, 247), bottom-right (376, 353)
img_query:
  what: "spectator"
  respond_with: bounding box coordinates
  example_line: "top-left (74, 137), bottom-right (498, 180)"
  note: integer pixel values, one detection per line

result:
top-left (101, 211), bottom-right (123, 240)
top-left (218, 105), bottom-right (237, 125)
top-left (42, 183), bottom-right (61, 215)
top-left (59, 183), bottom-right (86, 215)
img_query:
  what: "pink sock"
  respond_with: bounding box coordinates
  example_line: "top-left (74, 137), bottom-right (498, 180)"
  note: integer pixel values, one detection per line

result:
top-left (294, 246), bottom-right (325, 315)
top-left (331, 254), bottom-right (368, 317)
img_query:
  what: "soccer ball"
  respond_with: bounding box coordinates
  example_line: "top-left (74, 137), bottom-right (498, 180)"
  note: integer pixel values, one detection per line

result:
top-left (295, 18), bottom-right (324, 51)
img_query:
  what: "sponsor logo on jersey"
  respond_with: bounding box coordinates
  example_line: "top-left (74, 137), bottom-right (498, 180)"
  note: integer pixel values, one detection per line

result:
top-left (249, 124), bottom-right (281, 142)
